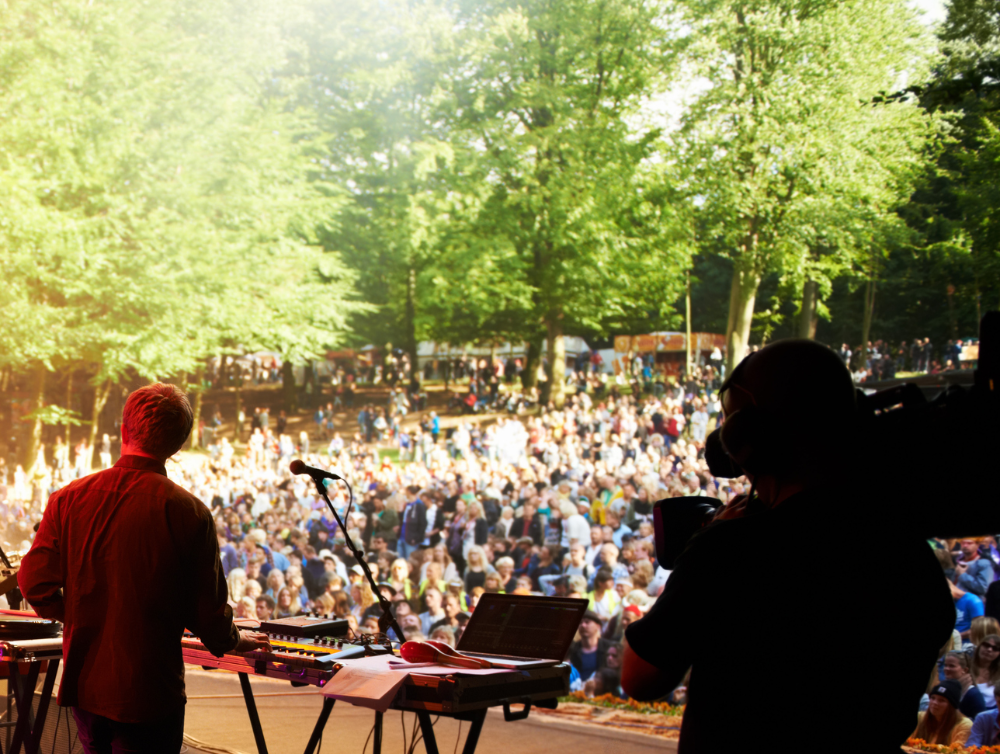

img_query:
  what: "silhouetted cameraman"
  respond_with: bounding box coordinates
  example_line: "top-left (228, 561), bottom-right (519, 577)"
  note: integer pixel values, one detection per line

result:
top-left (622, 339), bottom-right (966, 753)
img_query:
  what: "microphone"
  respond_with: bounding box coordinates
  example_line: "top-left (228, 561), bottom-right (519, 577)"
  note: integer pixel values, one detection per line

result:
top-left (289, 459), bottom-right (343, 482)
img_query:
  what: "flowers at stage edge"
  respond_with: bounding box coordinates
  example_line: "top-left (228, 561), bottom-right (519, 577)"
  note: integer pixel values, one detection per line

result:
top-left (566, 691), bottom-right (684, 717)
top-left (906, 737), bottom-right (1000, 752)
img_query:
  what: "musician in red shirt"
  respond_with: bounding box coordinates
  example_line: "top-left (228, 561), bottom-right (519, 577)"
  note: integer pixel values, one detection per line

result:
top-left (19, 383), bottom-right (270, 753)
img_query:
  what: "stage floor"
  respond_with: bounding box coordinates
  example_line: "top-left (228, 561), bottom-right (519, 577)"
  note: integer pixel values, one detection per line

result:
top-left (183, 668), bottom-right (677, 754)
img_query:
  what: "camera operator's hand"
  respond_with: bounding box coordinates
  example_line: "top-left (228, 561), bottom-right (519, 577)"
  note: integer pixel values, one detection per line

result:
top-left (234, 630), bottom-right (272, 653)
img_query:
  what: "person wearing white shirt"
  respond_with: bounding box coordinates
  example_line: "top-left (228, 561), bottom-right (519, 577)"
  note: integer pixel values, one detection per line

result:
top-left (562, 503), bottom-right (592, 548)
top-left (583, 523), bottom-right (604, 571)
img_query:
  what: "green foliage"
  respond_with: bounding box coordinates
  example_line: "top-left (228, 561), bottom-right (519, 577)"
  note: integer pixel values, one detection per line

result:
top-left (24, 406), bottom-right (86, 428)
top-left (0, 0), bottom-right (361, 401)
top-left (674, 0), bottom-right (940, 365)
top-left (290, 0), bottom-right (457, 360)
top-left (428, 0), bottom-right (691, 345)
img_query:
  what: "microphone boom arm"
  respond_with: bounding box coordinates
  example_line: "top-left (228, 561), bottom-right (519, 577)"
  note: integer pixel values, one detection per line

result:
top-left (305, 472), bottom-right (402, 644)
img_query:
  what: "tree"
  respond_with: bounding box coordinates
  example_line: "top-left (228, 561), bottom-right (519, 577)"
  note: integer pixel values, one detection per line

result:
top-left (288, 0), bottom-right (458, 369)
top-left (0, 0), bottom-right (361, 463)
top-left (425, 0), bottom-right (690, 406)
top-left (674, 0), bottom-right (940, 371)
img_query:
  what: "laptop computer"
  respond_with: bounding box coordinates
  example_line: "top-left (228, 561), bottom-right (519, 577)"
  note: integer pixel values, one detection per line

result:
top-left (455, 593), bottom-right (589, 668)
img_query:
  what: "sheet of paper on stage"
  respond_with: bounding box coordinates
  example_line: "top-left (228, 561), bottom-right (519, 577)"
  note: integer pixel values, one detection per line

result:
top-left (323, 654), bottom-right (411, 711)
top-left (387, 658), bottom-right (513, 676)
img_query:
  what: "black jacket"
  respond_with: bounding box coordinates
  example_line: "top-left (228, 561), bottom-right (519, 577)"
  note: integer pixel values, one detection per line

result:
top-left (401, 500), bottom-right (428, 546)
top-left (567, 638), bottom-right (614, 678)
top-left (508, 513), bottom-right (544, 546)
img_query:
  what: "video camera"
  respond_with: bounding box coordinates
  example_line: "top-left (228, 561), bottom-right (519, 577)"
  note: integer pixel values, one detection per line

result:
top-left (653, 311), bottom-right (1000, 570)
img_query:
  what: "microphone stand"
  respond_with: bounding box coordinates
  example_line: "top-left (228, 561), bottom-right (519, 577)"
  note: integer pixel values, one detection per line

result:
top-left (306, 474), bottom-right (402, 644)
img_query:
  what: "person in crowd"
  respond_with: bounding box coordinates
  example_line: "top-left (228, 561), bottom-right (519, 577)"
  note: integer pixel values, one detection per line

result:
top-left (911, 681), bottom-right (973, 746)
top-left (274, 586), bottom-right (301, 618)
top-left (430, 593), bottom-right (464, 633)
top-left (429, 626), bottom-right (456, 647)
top-left (970, 616), bottom-right (1000, 651)
top-left (388, 558), bottom-right (417, 608)
top-left (955, 537), bottom-right (994, 598)
top-left (561, 502), bottom-right (591, 549)
top-left (418, 562), bottom-right (448, 602)
top-left (972, 633), bottom-right (1000, 706)
top-left (494, 556), bottom-right (517, 592)
top-left (419, 587), bottom-right (446, 636)
top-left (953, 579), bottom-right (986, 640)
top-left (568, 611), bottom-right (613, 682)
top-left (588, 567), bottom-right (621, 626)
top-left (604, 510), bottom-right (632, 550)
top-left (583, 525), bottom-right (604, 571)
top-left (508, 501), bottom-right (543, 546)
top-left (398, 486), bottom-right (427, 560)
top-left (463, 545), bottom-right (495, 592)
top-left (255, 595), bottom-right (275, 622)
top-left (942, 650), bottom-right (988, 721)
top-left (967, 686), bottom-right (1000, 747)
top-left (589, 543), bottom-right (628, 589)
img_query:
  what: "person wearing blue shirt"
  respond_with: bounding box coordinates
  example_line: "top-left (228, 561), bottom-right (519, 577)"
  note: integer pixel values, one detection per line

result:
top-left (606, 509), bottom-right (632, 550)
top-left (955, 538), bottom-right (994, 598)
top-left (218, 534), bottom-right (239, 577)
top-left (967, 687), bottom-right (1000, 747)
top-left (271, 548), bottom-right (289, 573)
top-left (953, 581), bottom-right (985, 638)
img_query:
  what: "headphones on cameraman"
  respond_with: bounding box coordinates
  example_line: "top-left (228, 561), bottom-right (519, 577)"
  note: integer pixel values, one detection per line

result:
top-left (704, 353), bottom-right (783, 478)
top-left (705, 347), bottom-right (863, 479)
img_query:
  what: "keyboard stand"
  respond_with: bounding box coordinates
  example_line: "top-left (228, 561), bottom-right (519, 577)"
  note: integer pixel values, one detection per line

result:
top-left (235, 673), bottom-right (336, 754)
top-left (0, 658), bottom-right (61, 754)
top-left (406, 708), bottom-right (488, 754)
top-left (212, 660), bottom-right (568, 754)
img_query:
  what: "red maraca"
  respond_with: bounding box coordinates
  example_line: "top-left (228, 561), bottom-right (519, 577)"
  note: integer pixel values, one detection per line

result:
top-left (399, 641), bottom-right (491, 669)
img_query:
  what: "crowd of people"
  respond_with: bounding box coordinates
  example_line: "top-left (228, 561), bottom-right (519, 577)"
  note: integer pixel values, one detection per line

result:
top-left (186, 379), bottom-right (731, 700)
top-left (913, 537), bottom-right (1000, 747)
top-left (838, 337), bottom-right (977, 382)
top-left (2, 352), bottom-right (996, 744)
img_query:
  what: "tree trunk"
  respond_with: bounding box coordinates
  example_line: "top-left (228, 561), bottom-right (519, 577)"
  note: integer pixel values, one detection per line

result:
top-left (25, 363), bottom-right (46, 471)
top-left (189, 367), bottom-right (205, 450)
top-left (282, 360), bottom-right (297, 414)
top-left (0, 368), bottom-right (11, 462)
top-left (685, 270), bottom-right (693, 376)
top-left (798, 279), bottom-right (819, 340)
top-left (87, 380), bottom-right (112, 473)
top-left (65, 370), bottom-right (74, 447)
top-left (724, 266), bottom-right (761, 375)
top-left (233, 383), bottom-right (243, 442)
top-left (546, 319), bottom-right (566, 409)
top-left (946, 284), bottom-right (958, 340)
top-left (725, 271), bottom-right (740, 346)
top-left (522, 338), bottom-right (543, 390)
top-left (405, 266), bottom-right (419, 375)
top-left (860, 275), bottom-right (877, 371)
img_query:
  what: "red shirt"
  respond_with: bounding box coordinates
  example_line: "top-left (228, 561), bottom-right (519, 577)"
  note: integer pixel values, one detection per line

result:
top-left (18, 455), bottom-right (238, 722)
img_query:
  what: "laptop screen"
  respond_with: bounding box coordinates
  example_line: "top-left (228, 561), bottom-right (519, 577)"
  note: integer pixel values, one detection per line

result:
top-left (457, 593), bottom-right (589, 660)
